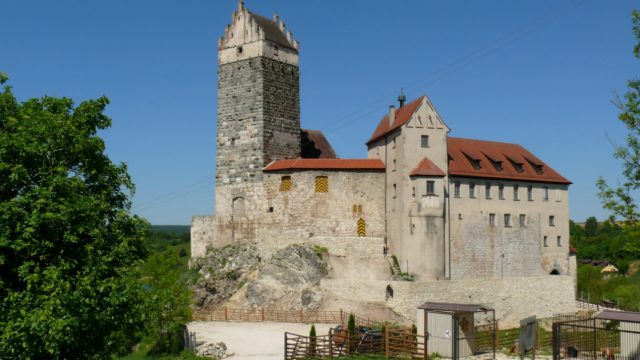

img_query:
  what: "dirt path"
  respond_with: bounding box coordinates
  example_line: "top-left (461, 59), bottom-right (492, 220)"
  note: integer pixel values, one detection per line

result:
top-left (187, 321), bottom-right (336, 359)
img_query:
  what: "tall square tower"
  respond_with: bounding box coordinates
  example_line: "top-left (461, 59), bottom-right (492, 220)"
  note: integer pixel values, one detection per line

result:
top-left (215, 1), bottom-right (301, 236)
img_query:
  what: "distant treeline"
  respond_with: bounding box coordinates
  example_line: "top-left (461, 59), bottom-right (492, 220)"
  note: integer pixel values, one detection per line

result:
top-left (570, 217), bottom-right (640, 311)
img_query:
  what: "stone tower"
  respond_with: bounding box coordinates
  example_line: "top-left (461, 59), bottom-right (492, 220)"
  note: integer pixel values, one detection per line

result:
top-left (215, 1), bottom-right (301, 243)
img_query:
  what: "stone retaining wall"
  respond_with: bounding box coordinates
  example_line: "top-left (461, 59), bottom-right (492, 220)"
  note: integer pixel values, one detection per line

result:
top-left (322, 275), bottom-right (576, 328)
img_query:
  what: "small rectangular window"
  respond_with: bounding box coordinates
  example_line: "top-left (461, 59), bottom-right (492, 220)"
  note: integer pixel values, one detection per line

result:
top-left (469, 183), bottom-right (476, 198)
top-left (489, 213), bottom-right (496, 226)
top-left (519, 214), bottom-right (526, 227)
top-left (485, 183), bottom-right (491, 199)
top-left (557, 236), bottom-right (562, 247)
top-left (280, 176), bottom-right (292, 192)
top-left (549, 215), bottom-right (555, 227)
top-left (513, 185), bottom-right (519, 201)
top-left (426, 180), bottom-right (435, 195)
top-left (527, 186), bottom-right (533, 201)
top-left (543, 186), bottom-right (549, 201)
top-left (421, 135), bottom-right (429, 148)
top-left (454, 182), bottom-right (461, 198)
top-left (393, 183), bottom-right (397, 198)
top-left (393, 159), bottom-right (396, 171)
top-left (504, 214), bottom-right (511, 227)
top-left (315, 176), bottom-right (329, 193)
top-left (543, 236), bottom-right (548, 247)
top-left (498, 184), bottom-right (504, 200)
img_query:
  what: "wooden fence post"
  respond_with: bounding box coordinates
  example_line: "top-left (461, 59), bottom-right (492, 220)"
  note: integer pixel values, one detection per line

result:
top-left (495, 320), bottom-right (499, 349)
top-left (340, 309), bottom-right (343, 324)
top-left (261, 308), bottom-right (265, 322)
top-left (300, 309), bottom-right (304, 323)
top-left (385, 326), bottom-right (389, 359)
top-left (224, 307), bottom-right (228, 322)
top-left (329, 328), bottom-right (334, 360)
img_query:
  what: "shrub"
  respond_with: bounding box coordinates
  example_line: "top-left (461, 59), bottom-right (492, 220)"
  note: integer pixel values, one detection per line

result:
top-left (309, 324), bottom-right (317, 356)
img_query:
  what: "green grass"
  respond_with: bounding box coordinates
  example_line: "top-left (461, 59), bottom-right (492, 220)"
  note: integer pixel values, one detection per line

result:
top-left (117, 339), bottom-right (208, 360)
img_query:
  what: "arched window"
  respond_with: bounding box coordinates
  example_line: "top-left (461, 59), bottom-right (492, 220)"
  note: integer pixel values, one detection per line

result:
top-left (232, 197), bottom-right (246, 218)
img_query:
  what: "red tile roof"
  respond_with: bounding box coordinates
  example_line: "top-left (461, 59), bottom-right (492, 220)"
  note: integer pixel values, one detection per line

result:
top-left (367, 96), bottom-right (425, 145)
top-left (263, 158), bottom-right (385, 171)
top-left (410, 157), bottom-right (446, 177)
top-left (447, 137), bottom-right (571, 184)
top-left (301, 129), bottom-right (337, 159)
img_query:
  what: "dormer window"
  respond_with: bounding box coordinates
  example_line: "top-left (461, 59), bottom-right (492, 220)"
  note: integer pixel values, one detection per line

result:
top-left (463, 152), bottom-right (481, 170)
top-left (483, 153), bottom-right (503, 171)
top-left (526, 158), bottom-right (544, 175)
top-left (506, 156), bottom-right (524, 173)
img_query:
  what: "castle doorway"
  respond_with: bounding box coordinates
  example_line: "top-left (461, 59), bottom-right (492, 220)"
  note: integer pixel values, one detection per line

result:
top-left (550, 269), bottom-right (560, 275)
top-left (357, 218), bottom-right (366, 237)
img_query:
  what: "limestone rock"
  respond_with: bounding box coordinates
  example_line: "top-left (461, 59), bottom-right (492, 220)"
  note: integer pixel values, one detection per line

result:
top-left (245, 243), bottom-right (327, 309)
top-left (196, 341), bottom-right (230, 358)
top-left (193, 244), bottom-right (260, 307)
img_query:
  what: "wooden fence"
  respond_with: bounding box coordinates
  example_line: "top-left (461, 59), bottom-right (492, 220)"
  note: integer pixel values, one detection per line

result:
top-left (192, 307), bottom-right (383, 326)
top-left (285, 328), bottom-right (426, 360)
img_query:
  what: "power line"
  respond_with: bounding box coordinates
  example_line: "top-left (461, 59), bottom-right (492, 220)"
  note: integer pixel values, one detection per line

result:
top-left (135, 0), bottom-right (586, 213)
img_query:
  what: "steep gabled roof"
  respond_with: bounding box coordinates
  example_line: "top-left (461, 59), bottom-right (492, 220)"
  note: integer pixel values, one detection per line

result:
top-left (301, 129), bottom-right (337, 159)
top-left (248, 11), bottom-right (297, 51)
top-left (367, 96), bottom-right (425, 145)
top-left (447, 137), bottom-right (571, 184)
top-left (263, 158), bottom-right (385, 171)
top-left (410, 157), bottom-right (446, 177)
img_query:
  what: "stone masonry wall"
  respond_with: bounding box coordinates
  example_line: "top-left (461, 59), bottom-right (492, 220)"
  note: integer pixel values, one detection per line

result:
top-left (262, 57), bottom-right (300, 165)
top-left (450, 215), bottom-right (544, 279)
top-left (321, 275), bottom-right (576, 328)
top-left (212, 170), bottom-right (385, 248)
top-left (215, 57), bottom-right (300, 215)
top-left (191, 215), bottom-right (216, 258)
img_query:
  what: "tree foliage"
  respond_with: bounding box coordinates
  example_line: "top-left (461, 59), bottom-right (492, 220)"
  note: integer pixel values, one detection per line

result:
top-left (140, 249), bottom-right (193, 355)
top-left (0, 76), bottom-right (149, 359)
top-left (597, 10), bottom-right (640, 223)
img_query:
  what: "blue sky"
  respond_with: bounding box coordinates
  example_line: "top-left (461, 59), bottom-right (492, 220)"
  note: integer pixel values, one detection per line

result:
top-left (3, 0), bottom-right (638, 224)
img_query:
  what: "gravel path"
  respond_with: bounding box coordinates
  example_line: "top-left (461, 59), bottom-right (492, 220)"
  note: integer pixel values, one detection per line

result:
top-left (187, 321), bottom-right (336, 359)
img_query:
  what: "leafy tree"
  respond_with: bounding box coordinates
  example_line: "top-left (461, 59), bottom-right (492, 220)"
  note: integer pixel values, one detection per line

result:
top-left (140, 249), bottom-right (193, 354)
top-left (0, 75), bottom-right (149, 359)
top-left (584, 216), bottom-right (599, 237)
top-left (597, 10), bottom-right (640, 223)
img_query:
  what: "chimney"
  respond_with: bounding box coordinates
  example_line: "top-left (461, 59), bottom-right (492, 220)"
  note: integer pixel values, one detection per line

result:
top-left (389, 105), bottom-right (396, 127)
top-left (273, 14), bottom-right (279, 23)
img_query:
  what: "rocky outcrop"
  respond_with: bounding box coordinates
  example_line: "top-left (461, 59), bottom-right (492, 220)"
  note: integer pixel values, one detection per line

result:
top-left (196, 341), bottom-right (230, 358)
top-left (192, 244), bottom-right (261, 307)
top-left (245, 244), bottom-right (328, 310)
top-left (192, 243), bottom-right (329, 311)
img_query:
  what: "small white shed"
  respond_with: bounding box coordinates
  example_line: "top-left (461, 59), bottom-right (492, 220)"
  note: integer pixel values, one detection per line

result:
top-left (596, 310), bottom-right (640, 359)
top-left (416, 302), bottom-right (495, 359)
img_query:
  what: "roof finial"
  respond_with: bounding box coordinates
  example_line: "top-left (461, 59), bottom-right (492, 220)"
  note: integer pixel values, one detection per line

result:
top-left (398, 88), bottom-right (406, 108)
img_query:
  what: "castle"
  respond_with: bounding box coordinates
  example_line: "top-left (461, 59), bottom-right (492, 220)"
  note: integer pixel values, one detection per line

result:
top-left (191, 2), bottom-right (576, 322)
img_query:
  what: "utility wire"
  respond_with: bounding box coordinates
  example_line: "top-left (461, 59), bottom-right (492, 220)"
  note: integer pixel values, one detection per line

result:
top-left (135, 0), bottom-right (586, 213)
